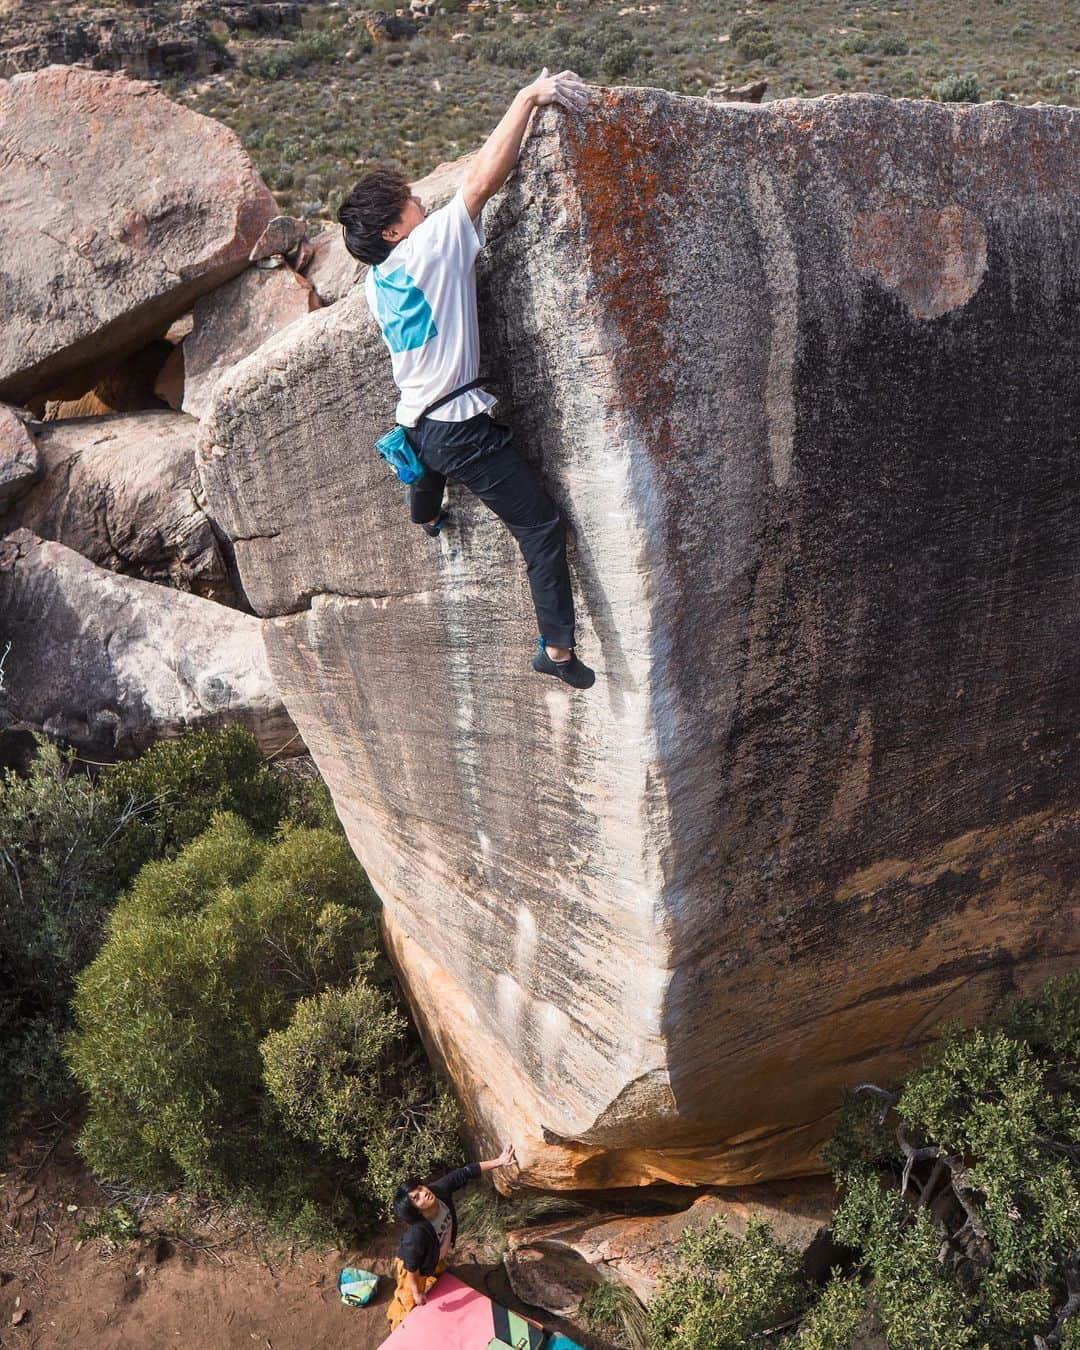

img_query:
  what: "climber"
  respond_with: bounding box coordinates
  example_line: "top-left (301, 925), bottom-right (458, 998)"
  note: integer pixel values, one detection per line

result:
top-left (337, 70), bottom-right (596, 690)
top-left (386, 1143), bottom-right (517, 1330)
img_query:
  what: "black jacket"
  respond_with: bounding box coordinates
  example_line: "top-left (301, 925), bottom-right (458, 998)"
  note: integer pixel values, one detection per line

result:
top-left (398, 1162), bottom-right (481, 1276)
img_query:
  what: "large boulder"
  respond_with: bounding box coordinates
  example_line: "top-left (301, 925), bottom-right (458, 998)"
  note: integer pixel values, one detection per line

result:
top-left (0, 404), bottom-right (39, 509)
top-left (0, 65), bottom-right (276, 405)
top-left (198, 91), bottom-right (1080, 1189)
top-left (505, 1180), bottom-right (836, 1312)
top-left (0, 530), bottom-right (298, 758)
top-left (179, 265), bottom-right (321, 420)
top-left (4, 411), bottom-right (235, 603)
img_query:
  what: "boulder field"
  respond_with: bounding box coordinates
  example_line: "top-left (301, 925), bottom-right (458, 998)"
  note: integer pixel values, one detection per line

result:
top-left (209, 89), bottom-right (1080, 1186)
top-left (0, 67), bottom-right (309, 760)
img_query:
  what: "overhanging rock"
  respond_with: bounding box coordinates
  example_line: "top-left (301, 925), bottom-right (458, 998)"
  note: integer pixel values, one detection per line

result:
top-left (199, 90), bottom-right (1080, 1188)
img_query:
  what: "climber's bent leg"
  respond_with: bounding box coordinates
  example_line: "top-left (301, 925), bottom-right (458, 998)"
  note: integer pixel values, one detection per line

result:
top-left (411, 414), bottom-right (577, 649)
top-left (407, 462), bottom-right (446, 526)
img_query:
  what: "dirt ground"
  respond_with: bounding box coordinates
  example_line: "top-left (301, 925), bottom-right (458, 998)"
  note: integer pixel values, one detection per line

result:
top-left (0, 1121), bottom-right (604, 1350)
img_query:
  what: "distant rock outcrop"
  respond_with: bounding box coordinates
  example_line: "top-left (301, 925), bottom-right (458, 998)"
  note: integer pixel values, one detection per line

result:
top-left (0, 530), bottom-right (298, 758)
top-left (0, 8), bottom-right (227, 81)
top-left (200, 90), bottom-right (1080, 1189)
top-left (0, 66), bottom-right (276, 405)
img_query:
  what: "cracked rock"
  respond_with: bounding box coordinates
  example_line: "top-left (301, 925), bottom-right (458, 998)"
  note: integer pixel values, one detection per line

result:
top-left (0, 530), bottom-right (299, 759)
top-left (5, 410), bottom-right (236, 604)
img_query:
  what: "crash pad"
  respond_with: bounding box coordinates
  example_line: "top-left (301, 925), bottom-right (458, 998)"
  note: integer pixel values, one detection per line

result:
top-left (383, 1274), bottom-right (503, 1348)
top-left (382, 1272), bottom-right (580, 1349)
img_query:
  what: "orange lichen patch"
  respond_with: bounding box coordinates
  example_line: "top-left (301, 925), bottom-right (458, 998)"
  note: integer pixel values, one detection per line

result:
top-left (559, 92), bottom-right (678, 463)
top-left (850, 201), bottom-right (988, 319)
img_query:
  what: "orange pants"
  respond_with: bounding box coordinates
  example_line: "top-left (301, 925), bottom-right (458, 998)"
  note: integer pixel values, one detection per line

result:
top-left (386, 1257), bottom-right (446, 1331)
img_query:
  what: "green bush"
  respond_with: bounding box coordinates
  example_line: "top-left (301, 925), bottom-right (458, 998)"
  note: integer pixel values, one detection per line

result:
top-left (812, 973), bottom-right (1080, 1348)
top-left (243, 46), bottom-right (300, 81)
top-left (99, 725), bottom-right (295, 889)
top-left (68, 808), bottom-right (456, 1232)
top-left (0, 739), bottom-right (123, 1114)
top-left (0, 730), bottom-right (331, 1132)
top-left (68, 815), bottom-right (374, 1194)
top-left (932, 72), bottom-right (983, 101)
top-left (792, 1271), bottom-right (864, 1348)
top-left (646, 1215), bottom-right (807, 1349)
top-left (262, 975), bottom-right (462, 1216)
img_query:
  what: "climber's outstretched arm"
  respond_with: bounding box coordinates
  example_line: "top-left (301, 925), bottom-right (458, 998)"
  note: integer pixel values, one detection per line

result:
top-left (462, 68), bottom-right (590, 219)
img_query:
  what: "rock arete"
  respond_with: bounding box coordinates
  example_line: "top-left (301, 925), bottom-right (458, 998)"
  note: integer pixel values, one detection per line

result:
top-left (199, 90), bottom-right (1080, 1187)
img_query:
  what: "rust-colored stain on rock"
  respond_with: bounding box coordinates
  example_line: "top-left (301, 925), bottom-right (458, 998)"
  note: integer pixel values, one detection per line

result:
top-left (561, 91), bottom-right (676, 458)
top-left (850, 201), bottom-right (988, 319)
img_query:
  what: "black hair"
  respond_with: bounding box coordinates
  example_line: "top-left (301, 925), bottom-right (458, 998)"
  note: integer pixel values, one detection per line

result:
top-left (393, 1177), bottom-right (423, 1224)
top-left (338, 165), bottom-right (412, 265)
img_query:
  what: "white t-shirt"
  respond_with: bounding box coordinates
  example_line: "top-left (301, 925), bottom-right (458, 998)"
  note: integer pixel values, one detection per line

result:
top-left (364, 189), bottom-right (497, 428)
top-left (432, 1200), bottom-right (453, 1261)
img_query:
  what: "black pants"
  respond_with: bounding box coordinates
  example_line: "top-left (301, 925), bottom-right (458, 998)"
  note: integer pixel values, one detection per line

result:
top-left (405, 413), bottom-right (575, 649)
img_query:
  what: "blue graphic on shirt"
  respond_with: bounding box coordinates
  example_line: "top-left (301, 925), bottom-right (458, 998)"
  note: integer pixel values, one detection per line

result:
top-left (372, 263), bottom-right (438, 353)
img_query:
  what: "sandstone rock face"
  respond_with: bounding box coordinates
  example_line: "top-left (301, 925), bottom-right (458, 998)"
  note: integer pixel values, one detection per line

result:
top-left (199, 92), bottom-right (1080, 1189)
top-left (249, 215), bottom-right (306, 263)
top-left (5, 411), bottom-right (235, 603)
top-left (180, 265), bottom-right (320, 420)
top-left (505, 1180), bottom-right (836, 1312)
top-left (0, 530), bottom-right (297, 758)
top-left (0, 66), bottom-right (276, 404)
top-left (0, 404), bottom-right (39, 508)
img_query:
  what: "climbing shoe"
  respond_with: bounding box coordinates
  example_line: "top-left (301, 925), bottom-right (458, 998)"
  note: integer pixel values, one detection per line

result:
top-left (418, 510), bottom-right (450, 537)
top-left (532, 642), bottom-right (595, 689)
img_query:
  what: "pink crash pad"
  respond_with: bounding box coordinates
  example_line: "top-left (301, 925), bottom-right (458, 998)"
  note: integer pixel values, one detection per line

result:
top-left (383, 1273), bottom-right (497, 1348)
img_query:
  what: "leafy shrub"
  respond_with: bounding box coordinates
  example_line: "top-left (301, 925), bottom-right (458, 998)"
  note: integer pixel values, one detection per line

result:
top-left (932, 72), bottom-right (983, 101)
top-left (243, 46), bottom-right (300, 81)
top-left (68, 807), bottom-right (456, 1232)
top-left (76, 1203), bottom-right (140, 1249)
top-left (68, 815), bottom-right (374, 1196)
top-left (646, 1215), bottom-right (807, 1349)
top-left (812, 973), bottom-right (1080, 1348)
top-left (792, 1271), bottom-right (865, 1348)
top-left (99, 725), bottom-right (295, 890)
top-left (1, 728), bottom-right (312, 1128)
top-left (262, 975), bottom-right (462, 1216)
top-left (840, 32), bottom-right (870, 55)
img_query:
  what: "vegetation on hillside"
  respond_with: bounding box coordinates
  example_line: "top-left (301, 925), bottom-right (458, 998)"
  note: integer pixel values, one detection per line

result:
top-left (172, 0), bottom-right (1080, 220)
top-left (626, 973), bottom-right (1080, 1349)
top-left (1, 729), bottom-right (460, 1237)
top-left (0, 729), bottom-right (325, 1130)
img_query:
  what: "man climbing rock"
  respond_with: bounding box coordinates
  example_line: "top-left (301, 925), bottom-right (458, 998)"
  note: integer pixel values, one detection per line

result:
top-left (338, 69), bottom-right (596, 690)
top-left (386, 1143), bottom-right (516, 1329)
